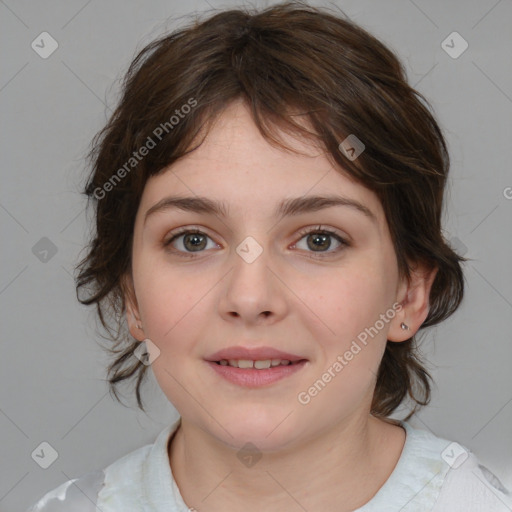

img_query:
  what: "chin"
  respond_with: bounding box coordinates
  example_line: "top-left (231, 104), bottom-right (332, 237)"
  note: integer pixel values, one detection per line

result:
top-left (211, 410), bottom-right (300, 452)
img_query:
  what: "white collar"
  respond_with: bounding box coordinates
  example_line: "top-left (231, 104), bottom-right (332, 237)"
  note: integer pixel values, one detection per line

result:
top-left (101, 417), bottom-right (452, 511)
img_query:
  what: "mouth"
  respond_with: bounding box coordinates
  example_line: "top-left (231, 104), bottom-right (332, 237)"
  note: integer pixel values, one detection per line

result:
top-left (206, 345), bottom-right (306, 364)
top-left (205, 358), bottom-right (308, 388)
top-left (204, 345), bottom-right (308, 387)
top-left (212, 358), bottom-right (307, 369)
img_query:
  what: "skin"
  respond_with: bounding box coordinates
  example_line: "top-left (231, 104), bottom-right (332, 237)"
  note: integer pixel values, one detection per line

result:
top-left (124, 99), bottom-right (437, 512)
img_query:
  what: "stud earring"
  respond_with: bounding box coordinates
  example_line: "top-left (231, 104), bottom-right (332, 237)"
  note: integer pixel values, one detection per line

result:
top-left (400, 322), bottom-right (409, 330)
top-left (131, 312), bottom-right (142, 331)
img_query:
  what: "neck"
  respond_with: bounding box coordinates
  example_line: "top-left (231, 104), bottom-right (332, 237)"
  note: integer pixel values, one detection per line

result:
top-left (168, 413), bottom-right (405, 512)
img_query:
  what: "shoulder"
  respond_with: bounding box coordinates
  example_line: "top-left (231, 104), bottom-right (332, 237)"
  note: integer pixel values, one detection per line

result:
top-left (401, 422), bottom-right (512, 512)
top-left (25, 420), bottom-right (181, 512)
top-left (433, 451), bottom-right (512, 511)
top-left (25, 443), bottom-right (154, 512)
top-left (25, 469), bottom-right (106, 512)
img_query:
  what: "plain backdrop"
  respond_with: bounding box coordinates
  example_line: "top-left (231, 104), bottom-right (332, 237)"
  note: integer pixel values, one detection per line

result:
top-left (1, 0), bottom-right (511, 510)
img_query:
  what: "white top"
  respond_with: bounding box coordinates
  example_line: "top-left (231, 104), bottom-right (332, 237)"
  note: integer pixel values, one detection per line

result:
top-left (26, 417), bottom-right (512, 512)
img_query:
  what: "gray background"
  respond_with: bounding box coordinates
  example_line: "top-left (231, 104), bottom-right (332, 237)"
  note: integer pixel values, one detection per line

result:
top-left (1, 0), bottom-right (511, 510)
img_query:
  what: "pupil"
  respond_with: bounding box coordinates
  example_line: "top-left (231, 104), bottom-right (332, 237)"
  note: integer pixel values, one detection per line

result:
top-left (185, 233), bottom-right (206, 251)
top-left (308, 233), bottom-right (330, 251)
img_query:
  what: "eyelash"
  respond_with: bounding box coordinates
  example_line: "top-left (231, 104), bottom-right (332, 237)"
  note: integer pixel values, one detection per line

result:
top-left (162, 225), bottom-right (350, 259)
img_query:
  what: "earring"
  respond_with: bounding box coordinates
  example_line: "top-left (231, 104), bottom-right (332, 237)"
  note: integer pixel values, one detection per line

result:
top-left (131, 312), bottom-right (142, 331)
top-left (400, 322), bottom-right (409, 330)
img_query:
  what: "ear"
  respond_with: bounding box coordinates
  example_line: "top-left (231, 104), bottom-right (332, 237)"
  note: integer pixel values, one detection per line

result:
top-left (387, 262), bottom-right (438, 342)
top-left (121, 273), bottom-right (145, 341)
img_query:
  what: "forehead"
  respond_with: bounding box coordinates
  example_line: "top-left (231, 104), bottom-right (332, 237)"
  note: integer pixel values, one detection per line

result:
top-left (138, 101), bottom-right (385, 227)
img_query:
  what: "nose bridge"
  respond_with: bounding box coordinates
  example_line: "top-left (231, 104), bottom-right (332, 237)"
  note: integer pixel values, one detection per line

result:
top-left (219, 235), bottom-right (287, 322)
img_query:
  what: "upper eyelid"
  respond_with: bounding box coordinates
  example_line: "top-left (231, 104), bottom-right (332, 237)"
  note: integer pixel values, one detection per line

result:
top-left (164, 226), bottom-right (214, 242)
top-left (165, 225), bottom-right (344, 238)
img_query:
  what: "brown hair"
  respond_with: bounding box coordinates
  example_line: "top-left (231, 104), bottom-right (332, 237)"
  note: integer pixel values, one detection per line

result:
top-left (76, 1), bottom-right (466, 417)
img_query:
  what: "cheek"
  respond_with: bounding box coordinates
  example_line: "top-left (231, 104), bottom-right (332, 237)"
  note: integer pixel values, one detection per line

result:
top-left (134, 259), bottom-right (213, 352)
top-left (311, 263), bottom-right (394, 344)
top-left (297, 266), bottom-right (393, 413)
top-left (133, 262), bottom-right (221, 415)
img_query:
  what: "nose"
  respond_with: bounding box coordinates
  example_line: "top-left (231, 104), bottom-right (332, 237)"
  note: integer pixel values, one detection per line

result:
top-left (218, 241), bottom-right (288, 326)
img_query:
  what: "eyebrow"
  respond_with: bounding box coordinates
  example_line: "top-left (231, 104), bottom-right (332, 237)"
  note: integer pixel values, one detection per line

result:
top-left (144, 194), bottom-right (377, 224)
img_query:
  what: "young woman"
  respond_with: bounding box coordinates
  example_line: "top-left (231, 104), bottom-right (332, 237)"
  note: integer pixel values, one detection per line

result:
top-left (27, 2), bottom-right (511, 511)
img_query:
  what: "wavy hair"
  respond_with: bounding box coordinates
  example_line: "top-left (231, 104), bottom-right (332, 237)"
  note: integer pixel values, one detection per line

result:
top-left (76, 1), bottom-right (466, 417)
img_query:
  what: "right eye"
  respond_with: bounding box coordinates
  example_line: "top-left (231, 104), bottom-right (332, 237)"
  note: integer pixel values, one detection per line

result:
top-left (163, 228), bottom-right (220, 258)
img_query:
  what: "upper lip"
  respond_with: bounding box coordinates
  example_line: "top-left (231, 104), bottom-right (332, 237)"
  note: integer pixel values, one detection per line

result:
top-left (206, 346), bottom-right (306, 362)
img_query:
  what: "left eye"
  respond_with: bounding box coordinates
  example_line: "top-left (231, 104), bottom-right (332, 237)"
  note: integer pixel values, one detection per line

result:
top-left (293, 228), bottom-right (348, 256)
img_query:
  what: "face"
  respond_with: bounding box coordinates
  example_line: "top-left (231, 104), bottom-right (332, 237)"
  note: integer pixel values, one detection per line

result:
top-left (126, 100), bottom-right (409, 451)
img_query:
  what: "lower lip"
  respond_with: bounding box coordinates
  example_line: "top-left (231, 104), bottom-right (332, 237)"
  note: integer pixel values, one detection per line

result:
top-left (206, 360), bottom-right (308, 388)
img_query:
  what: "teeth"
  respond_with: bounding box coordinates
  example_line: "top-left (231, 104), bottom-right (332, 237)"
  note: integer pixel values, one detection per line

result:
top-left (218, 359), bottom-right (296, 369)
top-left (237, 359), bottom-right (254, 369)
top-left (254, 360), bottom-right (271, 369)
